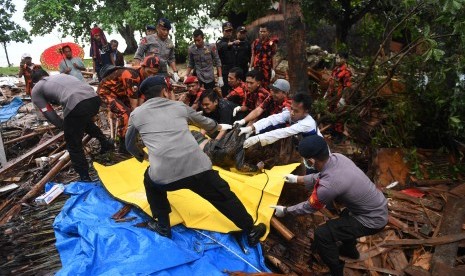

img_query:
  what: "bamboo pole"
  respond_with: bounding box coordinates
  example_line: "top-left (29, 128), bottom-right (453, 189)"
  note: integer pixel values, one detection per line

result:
top-left (270, 217), bottom-right (295, 241)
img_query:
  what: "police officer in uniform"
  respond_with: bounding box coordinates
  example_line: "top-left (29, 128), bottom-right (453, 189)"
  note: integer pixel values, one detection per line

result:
top-left (217, 22), bottom-right (235, 97)
top-left (133, 18), bottom-right (180, 82)
top-left (186, 29), bottom-right (223, 90)
top-left (234, 26), bottom-right (252, 80)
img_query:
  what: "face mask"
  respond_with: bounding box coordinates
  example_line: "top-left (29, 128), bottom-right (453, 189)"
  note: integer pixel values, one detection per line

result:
top-left (303, 158), bottom-right (314, 170)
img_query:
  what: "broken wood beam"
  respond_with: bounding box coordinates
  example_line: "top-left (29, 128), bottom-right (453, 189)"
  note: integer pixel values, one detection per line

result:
top-left (4, 131), bottom-right (42, 145)
top-left (0, 131), bottom-right (64, 176)
top-left (412, 179), bottom-right (453, 187)
top-left (383, 232), bottom-right (465, 247)
top-left (270, 217), bottom-right (295, 241)
top-left (384, 189), bottom-right (443, 211)
top-left (431, 197), bottom-right (465, 272)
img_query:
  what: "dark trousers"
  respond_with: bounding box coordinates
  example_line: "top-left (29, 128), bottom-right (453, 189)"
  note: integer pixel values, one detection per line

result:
top-left (143, 168), bottom-right (254, 231)
top-left (313, 210), bottom-right (384, 276)
top-left (63, 97), bottom-right (107, 178)
top-left (200, 81), bottom-right (215, 90)
top-left (221, 72), bottom-right (230, 97)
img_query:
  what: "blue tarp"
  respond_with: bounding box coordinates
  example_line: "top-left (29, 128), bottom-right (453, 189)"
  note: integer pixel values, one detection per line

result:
top-left (53, 182), bottom-right (270, 275)
top-left (0, 97), bottom-right (23, 123)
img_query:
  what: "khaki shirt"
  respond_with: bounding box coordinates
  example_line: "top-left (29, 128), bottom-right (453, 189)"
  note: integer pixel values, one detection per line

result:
top-left (134, 34), bottom-right (175, 74)
top-left (187, 43), bottom-right (221, 84)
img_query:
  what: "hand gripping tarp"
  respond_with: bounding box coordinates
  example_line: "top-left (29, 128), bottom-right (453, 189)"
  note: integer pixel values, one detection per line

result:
top-left (93, 159), bottom-right (299, 235)
top-left (54, 182), bottom-right (270, 275)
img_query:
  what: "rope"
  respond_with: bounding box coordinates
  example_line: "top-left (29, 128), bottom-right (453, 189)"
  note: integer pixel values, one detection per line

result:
top-left (193, 229), bottom-right (262, 273)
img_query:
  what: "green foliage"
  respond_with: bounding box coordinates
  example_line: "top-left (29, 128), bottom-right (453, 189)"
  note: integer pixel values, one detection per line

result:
top-left (0, 0), bottom-right (31, 65)
top-left (0, 66), bottom-right (19, 75)
top-left (24, 0), bottom-right (215, 53)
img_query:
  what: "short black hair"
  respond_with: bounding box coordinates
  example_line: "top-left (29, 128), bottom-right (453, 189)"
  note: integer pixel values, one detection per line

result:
top-left (245, 69), bottom-right (264, 82)
top-left (142, 84), bottom-right (166, 100)
top-left (61, 45), bottom-right (71, 52)
top-left (110, 39), bottom-right (118, 44)
top-left (199, 89), bottom-right (219, 103)
top-left (229, 67), bottom-right (244, 80)
top-left (337, 52), bottom-right (349, 60)
top-left (31, 69), bottom-right (49, 84)
top-left (193, 29), bottom-right (204, 38)
top-left (292, 93), bottom-right (313, 112)
top-left (259, 24), bottom-right (268, 30)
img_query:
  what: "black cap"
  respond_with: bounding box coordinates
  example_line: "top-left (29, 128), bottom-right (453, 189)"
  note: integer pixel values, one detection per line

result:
top-left (237, 26), bottom-right (246, 32)
top-left (146, 25), bottom-right (156, 31)
top-left (222, 22), bottom-right (233, 30)
top-left (158, 18), bottom-right (171, 30)
top-left (140, 75), bottom-right (167, 95)
top-left (298, 135), bottom-right (329, 159)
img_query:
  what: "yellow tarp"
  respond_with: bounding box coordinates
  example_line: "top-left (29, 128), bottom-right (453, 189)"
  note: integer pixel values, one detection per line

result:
top-left (94, 159), bottom-right (299, 239)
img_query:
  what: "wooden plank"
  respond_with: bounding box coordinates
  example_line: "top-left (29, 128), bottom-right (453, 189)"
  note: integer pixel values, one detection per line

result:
top-left (0, 131), bottom-right (64, 177)
top-left (384, 189), bottom-right (443, 211)
top-left (431, 197), bottom-right (465, 271)
top-left (383, 232), bottom-right (465, 247)
top-left (404, 265), bottom-right (431, 276)
top-left (344, 263), bottom-right (404, 275)
top-left (449, 183), bottom-right (465, 198)
top-left (388, 249), bottom-right (409, 271)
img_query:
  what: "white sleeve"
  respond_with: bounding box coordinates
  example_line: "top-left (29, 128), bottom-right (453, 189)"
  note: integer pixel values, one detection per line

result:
top-left (253, 109), bottom-right (290, 133)
top-left (257, 115), bottom-right (318, 146)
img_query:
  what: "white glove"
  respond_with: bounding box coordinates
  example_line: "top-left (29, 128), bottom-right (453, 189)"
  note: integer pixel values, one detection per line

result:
top-left (173, 72), bottom-right (180, 82)
top-left (92, 73), bottom-right (98, 82)
top-left (238, 126), bottom-right (253, 136)
top-left (243, 136), bottom-right (260, 148)
top-left (232, 106), bottom-right (242, 117)
top-left (283, 174), bottom-right (298, 183)
top-left (270, 205), bottom-right (287, 217)
top-left (337, 97), bottom-right (346, 107)
top-left (271, 69), bottom-right (276, 80)
top-left (233, 119), bottom-right (246, 126)
top-left (217, 77), bottom-right (224, 87)
top-left (197, 110), bottom-right (203, 115)
top-left (219, 123), bottom-right (232, 131)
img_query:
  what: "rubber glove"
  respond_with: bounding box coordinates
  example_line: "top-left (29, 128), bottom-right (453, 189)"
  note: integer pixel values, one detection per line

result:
top-left (233, 106), bottom-right (242, 117)
top-left (271, 69), bottom-right (276, 80)
top-left (270, 205), bottom-right (287, 217)
top-left (173, 72), bottom-right (180, 82)
top-left (283, 174), bottom-right (298, 183)
top-left (239, 126), bottom-right (253, 136)
top-left (234, 119), bottom-right (246, 126)
top-left (219, 123), bottom-right (232, 130)
top-left (243, 136), bottom-right (260, 148)
top-left (217, 77), bottom-right (224, 87)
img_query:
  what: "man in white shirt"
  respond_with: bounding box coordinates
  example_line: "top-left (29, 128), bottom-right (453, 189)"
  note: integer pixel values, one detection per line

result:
top-left (239, 93), bottom-right (322, 148)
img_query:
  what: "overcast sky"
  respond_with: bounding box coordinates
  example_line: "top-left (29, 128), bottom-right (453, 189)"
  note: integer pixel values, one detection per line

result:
top-left (1, 0), bottom-right (223, 68)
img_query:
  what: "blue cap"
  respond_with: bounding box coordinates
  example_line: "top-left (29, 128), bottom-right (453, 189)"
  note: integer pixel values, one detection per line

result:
top-left (146, 25), bottom-right (156, 31)
top-left (298, 135), bottom-right (328, 159)
top-left (140, 75), bottom-right (167, 95)
top-left (157, 18), bottom-right (171, 30)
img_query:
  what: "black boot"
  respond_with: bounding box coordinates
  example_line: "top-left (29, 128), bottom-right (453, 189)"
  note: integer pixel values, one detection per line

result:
top-left (79, 173), bottom-right (93, 182)
top-left (247, 223), bottom-right (266, 246)
top-left (118, 137), bottom-right (129, 154)
top-left (100, 139), bottom-right (115, 154)
top-left (339, 243), bottom-right (360, 259)
top-left (147, 220), bottom-right (172, 239)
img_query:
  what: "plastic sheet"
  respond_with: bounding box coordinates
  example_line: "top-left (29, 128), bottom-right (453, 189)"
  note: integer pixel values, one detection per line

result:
top-left (54, 182), bottom-right (270, 275)
top-left (0, 97), bottom-right (23, 123)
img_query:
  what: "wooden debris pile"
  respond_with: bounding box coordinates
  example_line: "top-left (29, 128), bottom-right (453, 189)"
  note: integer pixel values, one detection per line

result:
top-left (261, 147), bottom-right (465, 276)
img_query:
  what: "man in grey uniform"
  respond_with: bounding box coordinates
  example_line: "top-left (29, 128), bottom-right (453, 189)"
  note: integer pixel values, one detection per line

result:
top-left (31, 70), bottom-right (114, 181)
top-left (133, 18), bottom-right (180, 82)
top-left (273, 135), bottom-right (388, 276)
top-left (185, 29), bottom-right (223, 90)
top-left (125, 75), bottom-right (266, 246)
